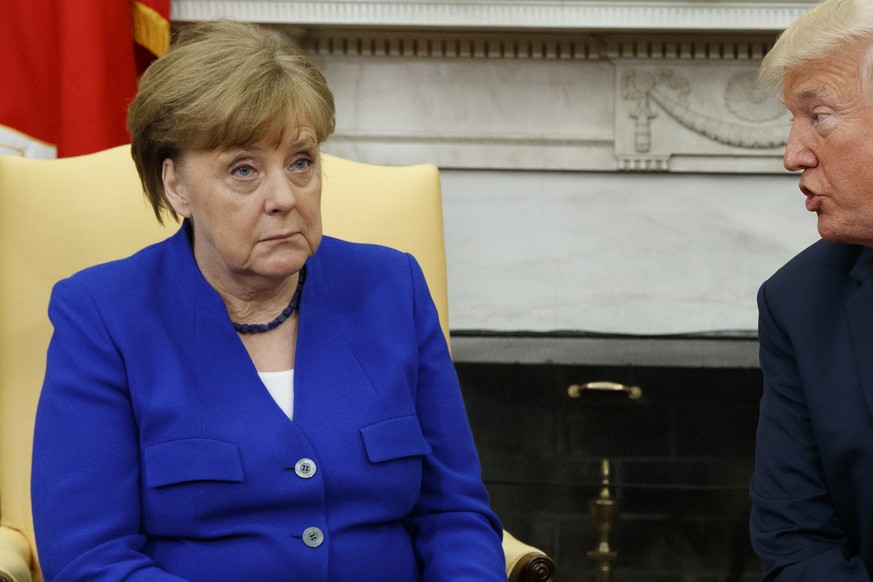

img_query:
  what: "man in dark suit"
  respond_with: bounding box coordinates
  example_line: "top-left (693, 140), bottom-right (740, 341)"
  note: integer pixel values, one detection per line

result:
top-left (750, 0), bottom-right (873, 579)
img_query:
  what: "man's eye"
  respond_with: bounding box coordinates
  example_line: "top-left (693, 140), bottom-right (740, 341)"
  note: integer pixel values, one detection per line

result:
top-left (811, 108), bottom-right (832, 123)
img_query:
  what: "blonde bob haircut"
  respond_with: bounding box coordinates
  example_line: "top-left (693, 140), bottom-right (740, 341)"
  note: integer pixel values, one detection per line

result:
top-left (759, 0), bottom-right (873, 91)
top-left (127, 19), bottom-right (336, 223)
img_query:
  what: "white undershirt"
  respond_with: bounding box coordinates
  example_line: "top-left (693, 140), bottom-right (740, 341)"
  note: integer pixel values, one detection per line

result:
top-left (258, 369), bottom-right (294, 420)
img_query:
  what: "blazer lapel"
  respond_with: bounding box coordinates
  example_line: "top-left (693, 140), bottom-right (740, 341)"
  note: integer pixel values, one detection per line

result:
top-left (292, 249), bottom-right (386, 437)
top-left (164, 224), bottom-right (295, 432)
top-left (845, 246), bottom-right (873, 419)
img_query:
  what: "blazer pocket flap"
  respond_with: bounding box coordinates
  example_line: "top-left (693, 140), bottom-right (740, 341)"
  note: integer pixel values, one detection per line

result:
top-left (361, 416), bottom-right (433, 463)
top-left (144, 438), bottom-right (244, 487)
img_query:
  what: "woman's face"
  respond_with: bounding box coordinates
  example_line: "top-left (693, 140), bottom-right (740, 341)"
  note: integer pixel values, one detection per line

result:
top-left (162, 123), bottom-right (322, 293)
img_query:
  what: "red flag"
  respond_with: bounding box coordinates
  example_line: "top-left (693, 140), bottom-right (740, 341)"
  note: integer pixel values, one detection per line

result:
top-left (0, 0), bottom-right (170, 158)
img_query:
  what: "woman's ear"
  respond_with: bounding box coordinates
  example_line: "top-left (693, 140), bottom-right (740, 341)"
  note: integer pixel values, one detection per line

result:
top-left (162, 158), bottom-right (192, 218)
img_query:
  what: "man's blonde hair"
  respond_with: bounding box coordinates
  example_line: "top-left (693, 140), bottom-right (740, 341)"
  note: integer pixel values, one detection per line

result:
top-left (127, 20), bottom-right (336, 223)
top-left (759, 0), bottom-right (873, 91)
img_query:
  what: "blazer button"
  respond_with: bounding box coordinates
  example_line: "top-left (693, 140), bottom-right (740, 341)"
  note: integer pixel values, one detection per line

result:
top-left (302, 527), bottom-right (324, 548)
top-left (294, 458), bottom-right (317, 479)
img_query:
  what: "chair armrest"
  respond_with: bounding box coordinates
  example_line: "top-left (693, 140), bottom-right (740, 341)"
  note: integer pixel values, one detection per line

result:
top-left (503, 529), bottom-right (555, 582)
top-left (0, 526), bottom-right (33, 582)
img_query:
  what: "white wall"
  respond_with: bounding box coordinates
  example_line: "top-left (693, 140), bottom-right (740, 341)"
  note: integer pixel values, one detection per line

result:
top-left (440, 170), bottom-right (818, 334)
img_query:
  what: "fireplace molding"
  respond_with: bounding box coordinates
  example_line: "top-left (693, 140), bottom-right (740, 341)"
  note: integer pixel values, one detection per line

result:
top-left (171, 1), bottom-right (813, 33)
top-left (170, 1), bottom-right (807, 174)
top-left (297, 28), bottom-right (791, 173)
top-left (450, 332), bottom-right (760, 368)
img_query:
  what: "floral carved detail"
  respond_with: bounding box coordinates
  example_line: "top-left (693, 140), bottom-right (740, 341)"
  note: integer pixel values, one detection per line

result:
top-left (620, 70), bottom-right (659, 153)
top-left (621, 69), bottom-right (788, 152)
top-left (724, 71), bottom-right (785, 123)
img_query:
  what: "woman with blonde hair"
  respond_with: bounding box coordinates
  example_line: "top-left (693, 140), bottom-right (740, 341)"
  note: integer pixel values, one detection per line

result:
top-left (31, 20), bottom-right (506, 581)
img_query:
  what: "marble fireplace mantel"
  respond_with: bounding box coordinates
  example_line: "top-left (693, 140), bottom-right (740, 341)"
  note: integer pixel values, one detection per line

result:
top-left (172, 0), bottom-right (814, 175)
top-left (169, 1), bottom-right (820, 338)
top-left (171, 1), bottom-right (813, 32)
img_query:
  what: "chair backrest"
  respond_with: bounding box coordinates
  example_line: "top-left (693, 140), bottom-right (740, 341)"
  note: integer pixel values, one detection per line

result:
top-left (0, 145), bottom-right (447, 581)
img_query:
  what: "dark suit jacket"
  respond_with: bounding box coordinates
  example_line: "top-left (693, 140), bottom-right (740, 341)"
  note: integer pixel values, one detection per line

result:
top-left (32, 225), bottom-right (505, 581)
top-left (751, 239), bottom-right (873, 581)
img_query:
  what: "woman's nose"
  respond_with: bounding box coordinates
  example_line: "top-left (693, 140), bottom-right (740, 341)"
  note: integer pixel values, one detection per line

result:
top-left (266, 175), bottom-right (297, 213)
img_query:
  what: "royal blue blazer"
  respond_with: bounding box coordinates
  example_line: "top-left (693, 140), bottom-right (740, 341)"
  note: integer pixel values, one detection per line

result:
top-left (32, 225), bottom-right (506, 581)
top-left (751, 239), bottom-right (873, 581)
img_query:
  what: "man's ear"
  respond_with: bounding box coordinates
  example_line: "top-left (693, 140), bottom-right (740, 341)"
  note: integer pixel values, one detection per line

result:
top-left (162, 158), bottom-right (192, 218)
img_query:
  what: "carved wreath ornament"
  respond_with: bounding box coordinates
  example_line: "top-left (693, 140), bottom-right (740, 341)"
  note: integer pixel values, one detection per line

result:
top-left (621, 69), bottom-right (789, 153)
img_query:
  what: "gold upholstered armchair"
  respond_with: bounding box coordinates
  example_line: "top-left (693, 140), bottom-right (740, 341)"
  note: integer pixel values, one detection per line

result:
top-left (0, 145), bottom-right (555, 582)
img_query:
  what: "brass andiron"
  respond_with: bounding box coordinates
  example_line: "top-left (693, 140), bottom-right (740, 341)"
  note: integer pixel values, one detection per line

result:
top-left (588, 459), bottom-right (619, 582)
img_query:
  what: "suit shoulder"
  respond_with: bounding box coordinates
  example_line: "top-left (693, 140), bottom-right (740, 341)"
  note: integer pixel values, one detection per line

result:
top-left (765, 239), bottom-right (861, 290)
top-left (760, 240), bottom-right (869, 321)
top-left (310, 237), bottom-right (423, 310)
top-left (54, 235), bottom-right (175, 297)
top-left (315, 236), bottom-right (410, 272)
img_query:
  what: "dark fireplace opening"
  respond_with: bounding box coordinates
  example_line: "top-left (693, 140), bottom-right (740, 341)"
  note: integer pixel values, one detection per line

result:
top-left (453, 333), bottom-right (762, 582)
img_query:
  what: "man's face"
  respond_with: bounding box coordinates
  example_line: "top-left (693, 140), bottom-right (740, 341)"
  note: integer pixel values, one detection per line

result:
top-left (783, 43), bottom-right (873, 246)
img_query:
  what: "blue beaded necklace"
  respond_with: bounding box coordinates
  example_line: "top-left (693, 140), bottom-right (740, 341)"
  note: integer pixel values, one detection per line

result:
top-left (232, 266), bottom-right (306, 334)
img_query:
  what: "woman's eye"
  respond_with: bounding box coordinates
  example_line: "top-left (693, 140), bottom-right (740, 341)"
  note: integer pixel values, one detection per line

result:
top-left (291, 158), bottom-right (311, 172)
top-left (232, 164), bottom-right (255, 178)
